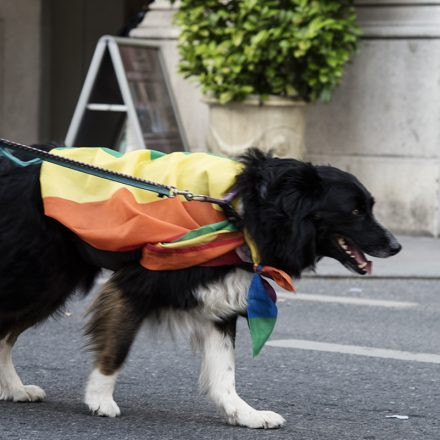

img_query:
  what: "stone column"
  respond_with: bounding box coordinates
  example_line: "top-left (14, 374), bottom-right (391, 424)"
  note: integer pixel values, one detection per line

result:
top-left (305, 1), bottom-right (440, 237)
top-left (0, 0), bottom-right (47, 143)
top-left (130, 0), bottom-right (208, 151)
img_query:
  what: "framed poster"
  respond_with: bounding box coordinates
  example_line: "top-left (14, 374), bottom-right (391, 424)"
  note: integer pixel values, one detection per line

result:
top-left (65, 36), bottom-right (188, 153)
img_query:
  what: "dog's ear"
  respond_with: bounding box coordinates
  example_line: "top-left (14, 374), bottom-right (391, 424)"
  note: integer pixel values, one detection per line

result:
top-left (237, 149), bottom-right (320, 203)
top-left (237, 152), bottom-right (323, 276)
top-left (284, 199), bottom-right (320, 276)
top-left (237, 148), bottom-right (283, 202)
top-left (271, 176), bottom-right (322, 276)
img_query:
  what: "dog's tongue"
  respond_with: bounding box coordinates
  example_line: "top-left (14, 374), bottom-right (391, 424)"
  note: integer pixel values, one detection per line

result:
top-left (351, 247), bottom-right (373, 275)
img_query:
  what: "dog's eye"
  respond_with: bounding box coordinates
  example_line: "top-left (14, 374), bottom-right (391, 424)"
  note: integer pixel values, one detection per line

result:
top-left (352, 209), bottom-right (361, 216)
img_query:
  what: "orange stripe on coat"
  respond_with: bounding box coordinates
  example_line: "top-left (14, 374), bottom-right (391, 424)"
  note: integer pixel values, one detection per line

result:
top-left (43, 188), bottom-right (228, 252)
top-left (141, 234), bottom-right (244, 270)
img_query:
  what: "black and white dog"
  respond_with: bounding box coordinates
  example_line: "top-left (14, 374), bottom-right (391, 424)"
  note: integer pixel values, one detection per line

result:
top-left (0, 147), bottom-right (401, 428)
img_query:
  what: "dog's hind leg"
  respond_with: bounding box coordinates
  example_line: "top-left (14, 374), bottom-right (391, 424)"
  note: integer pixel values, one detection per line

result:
top-left (84, 281), bottom-right (142, 417)
top-left (0, 328), bottom-right (46, 402)
top-left (198, 318), bottom-right (285, 429)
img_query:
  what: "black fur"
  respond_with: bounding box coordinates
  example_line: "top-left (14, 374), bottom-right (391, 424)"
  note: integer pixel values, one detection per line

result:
top-left (111, 264), bottom-right (236, 315)
top-left (236, 149), bottom-right (324, 276)
top-left (0, 163), bottom-right (98, 339)
top-left (215, 317), bottom-right (238, 348)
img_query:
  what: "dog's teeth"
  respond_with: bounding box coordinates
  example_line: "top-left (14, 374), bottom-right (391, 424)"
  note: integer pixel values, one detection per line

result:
top-left (338, 238), bottom-right (351, 253)
top-left (338, 238), bottom-right (349, 250)
top-left (358, 262), bottom-right (367, 269)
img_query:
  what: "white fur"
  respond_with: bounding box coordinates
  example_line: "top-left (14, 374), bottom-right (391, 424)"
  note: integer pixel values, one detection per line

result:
top-left (85, 369), bottom-right (120, 417)
top-left (195, 269), bottom-right (251, 320)
top-left (0, 336), bottom-right (46, 402)
top-left (85, 269), bottom-right (285, 428)
top-left (138, 269), bottom-right (252, 343)
top-left (198, 322), bottom-right (285, 429)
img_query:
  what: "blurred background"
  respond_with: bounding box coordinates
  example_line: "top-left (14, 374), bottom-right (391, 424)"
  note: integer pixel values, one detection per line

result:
top-left (0, 0), bottom-right (439, 238)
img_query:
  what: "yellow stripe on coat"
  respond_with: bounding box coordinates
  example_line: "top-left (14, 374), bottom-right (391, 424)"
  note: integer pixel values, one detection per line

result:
top-left (40, 148), bottom-right (242, 204)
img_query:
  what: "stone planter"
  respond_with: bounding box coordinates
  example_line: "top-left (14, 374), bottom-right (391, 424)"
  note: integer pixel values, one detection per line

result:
top-left (205, 96), bottom-right (306, 159)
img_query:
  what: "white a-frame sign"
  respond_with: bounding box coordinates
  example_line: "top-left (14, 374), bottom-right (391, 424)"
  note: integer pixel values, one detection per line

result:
top-left (65, 36), bottom-right (188, 153)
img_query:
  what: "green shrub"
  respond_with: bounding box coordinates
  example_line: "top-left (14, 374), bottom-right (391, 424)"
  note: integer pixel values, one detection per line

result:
top-left (173, 0), bottom-right (360, 103)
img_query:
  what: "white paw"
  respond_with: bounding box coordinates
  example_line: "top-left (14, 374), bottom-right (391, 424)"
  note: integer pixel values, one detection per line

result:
top-left (228, 409), bottom-right (286, 429)
top-left (0, 384), bottom-right (46, 402)
top-left (85, 392), bottom-right (121, 417)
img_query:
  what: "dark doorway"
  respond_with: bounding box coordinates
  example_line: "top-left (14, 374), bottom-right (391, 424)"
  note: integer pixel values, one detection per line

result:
top-left (46, 0), bottom-right (148, 143)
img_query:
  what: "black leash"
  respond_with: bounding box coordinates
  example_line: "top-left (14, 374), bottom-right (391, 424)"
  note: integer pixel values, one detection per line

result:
top-left (0, 138), bottom-right (242, 226)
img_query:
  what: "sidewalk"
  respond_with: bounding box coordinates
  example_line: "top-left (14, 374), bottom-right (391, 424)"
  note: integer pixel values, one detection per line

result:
top-left (308, 235), bottom-right (440, 279)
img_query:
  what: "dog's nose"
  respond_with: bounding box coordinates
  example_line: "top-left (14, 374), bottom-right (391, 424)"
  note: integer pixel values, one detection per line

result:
top-left (389, 241), bottom-right (402, 256)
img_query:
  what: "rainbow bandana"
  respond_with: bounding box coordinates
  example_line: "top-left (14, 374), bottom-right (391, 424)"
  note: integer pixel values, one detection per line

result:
top-left (40, 147), bottom-right (295, 356)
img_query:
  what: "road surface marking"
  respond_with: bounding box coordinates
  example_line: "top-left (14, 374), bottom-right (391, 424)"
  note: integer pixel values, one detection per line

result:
top-left (278, 292), bottom-right (418, 309)
top-left (267, 339), bottom-right (440, 364)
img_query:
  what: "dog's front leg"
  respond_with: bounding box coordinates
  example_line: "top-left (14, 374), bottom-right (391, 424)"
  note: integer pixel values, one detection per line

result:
top-left (198, 319), bottom-right (285, 429)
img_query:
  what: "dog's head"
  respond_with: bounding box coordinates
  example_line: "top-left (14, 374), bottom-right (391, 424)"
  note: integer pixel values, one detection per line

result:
top-left (236, 149), bottom-right (401, 277)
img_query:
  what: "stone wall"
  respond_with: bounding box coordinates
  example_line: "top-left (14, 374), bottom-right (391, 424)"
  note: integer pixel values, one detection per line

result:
top-left (131, 0), bottom-right (440, 236)
top-left (306, 1), bottom-right (440, 236)
top-left (0, 0), bottom-right (45, 143)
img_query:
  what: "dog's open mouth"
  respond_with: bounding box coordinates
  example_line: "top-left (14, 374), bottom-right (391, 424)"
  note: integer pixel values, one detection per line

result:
top-left (336, 236), bottom-right (372, 275)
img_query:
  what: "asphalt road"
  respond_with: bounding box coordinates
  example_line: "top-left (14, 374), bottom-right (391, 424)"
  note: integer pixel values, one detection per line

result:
top-left (1, 277), bottom-right (440, 440)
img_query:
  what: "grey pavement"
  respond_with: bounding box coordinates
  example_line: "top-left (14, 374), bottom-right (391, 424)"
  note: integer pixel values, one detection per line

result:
top-left (1, 277), bottom-right (440, 439)
top-left (309, 235), bottom-right (440, 279)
